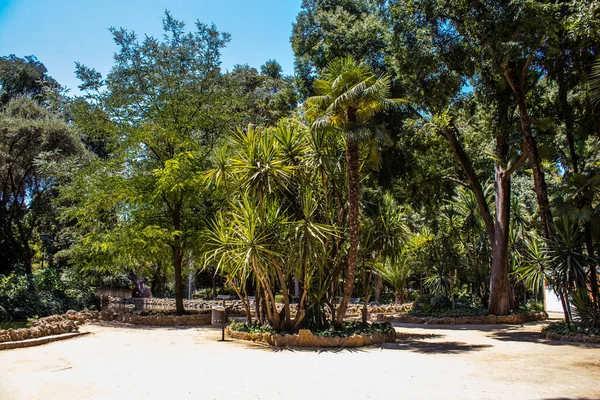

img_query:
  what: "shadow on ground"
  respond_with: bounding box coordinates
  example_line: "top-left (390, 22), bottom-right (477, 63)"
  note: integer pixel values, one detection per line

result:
top-left (242, 343), bottom-right (367, 354)
top-left (541, 398), bottom-right (599, 400)
top-left (391, 320), bottom-right (550, 333)
top-left (89, 321), bottom-right (212, 331)
top-left (381, 339), bottom-right (492, 354)
top-left (487, 328), bottom-right (600, 348)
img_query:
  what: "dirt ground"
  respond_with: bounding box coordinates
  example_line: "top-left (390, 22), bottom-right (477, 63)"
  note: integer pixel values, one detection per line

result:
top-left (1, 316), bottom-right (599, 400)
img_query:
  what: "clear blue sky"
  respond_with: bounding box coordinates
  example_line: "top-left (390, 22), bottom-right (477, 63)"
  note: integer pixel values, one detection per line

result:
top-left (0, 0), bottom-right (302, 95)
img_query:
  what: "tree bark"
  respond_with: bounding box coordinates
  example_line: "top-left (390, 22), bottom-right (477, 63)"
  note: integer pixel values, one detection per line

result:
top-left (336, 138), bottom-right (360, 326)
top-left (442, 126), bottom-right (495, 243)
top-left (173, 244), bottom-right (185, 315)
top-left (488, 166), bottom-right (512, 315)
top-left (172, 204), bottom-right (185, 315)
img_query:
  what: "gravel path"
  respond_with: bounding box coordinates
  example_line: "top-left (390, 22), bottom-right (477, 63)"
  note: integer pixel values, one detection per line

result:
top-left (1, 317), bottom-right (599, 400)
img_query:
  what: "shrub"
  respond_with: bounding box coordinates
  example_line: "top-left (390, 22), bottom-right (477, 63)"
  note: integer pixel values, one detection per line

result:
top-left (542, 322), bottom-right (600, 337)
top-left (430, 295), bottom-right (451, 311)
top-left (516, 299), bottom-right (544, 315)
top-left (0, 266), bottom-right (96, 322)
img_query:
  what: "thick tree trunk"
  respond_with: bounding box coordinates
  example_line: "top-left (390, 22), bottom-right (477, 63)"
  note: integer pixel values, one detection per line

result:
top-left (336, 138), bottom-right (360, 326)
top-left (488, 167), bottom-right (512, 315)
top-left (173, 245), bottom-right (185, 315)
top-left (172, 203), bottom-right (185, 315)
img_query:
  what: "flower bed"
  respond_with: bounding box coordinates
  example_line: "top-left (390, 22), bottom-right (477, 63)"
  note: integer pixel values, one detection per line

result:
top-left (226, 321), bottom-right (396, 348)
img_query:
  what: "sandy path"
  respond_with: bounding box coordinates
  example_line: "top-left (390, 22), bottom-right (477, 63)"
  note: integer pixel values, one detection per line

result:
top-left (1, 318), bottom-right (599, 400)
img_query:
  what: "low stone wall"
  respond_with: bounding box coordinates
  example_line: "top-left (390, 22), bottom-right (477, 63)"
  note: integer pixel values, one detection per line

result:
top-left (226, 324), bottom-right (397, 348)
top-left (544, 331), bottom-right (600, 343)
top-left (0, 332), bottom-right (90, 350)
top-left (379, 312), bottom-right (547, 325)
top-left (0, 313), bottom-right (84, 344)
top-left (98, 309), bottom-right (212, 326)
top-left (105, 297), bottom-right (250, 315)
top-left (105, 297), bottom-right (415, 316)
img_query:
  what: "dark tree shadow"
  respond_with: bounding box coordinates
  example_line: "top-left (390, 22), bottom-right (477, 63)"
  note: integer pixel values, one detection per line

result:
top-left (380, 340), bottom-right (492, 354)
top-left (541, 398), bottom-right (600, 400)
top-left (242, 343), bottom-right (366, 354)
top-left (488, 329), bottom-right (600, 348)
top-left (395, 333), bottom-right (444, 341)
top-left (89, 321), bottom-right (214, 331)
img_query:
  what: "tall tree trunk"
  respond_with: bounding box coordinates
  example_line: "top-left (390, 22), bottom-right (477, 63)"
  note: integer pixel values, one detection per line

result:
top-left (173, 245), bottom-right (185, 315)
top-left (488, 167), bottom-right (512, 315)
top-left (172, 205), bottom-right (185, 315)
top-left (336, 138), bottom-right (360, 326)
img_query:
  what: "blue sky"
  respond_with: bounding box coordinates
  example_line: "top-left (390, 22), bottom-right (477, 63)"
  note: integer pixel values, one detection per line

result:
top-left (0, 0), bottom-right (302, 95)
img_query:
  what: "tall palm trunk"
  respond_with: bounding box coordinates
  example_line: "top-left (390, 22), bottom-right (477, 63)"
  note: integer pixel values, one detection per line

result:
top-left (336, 138), bottom-right (360, 326)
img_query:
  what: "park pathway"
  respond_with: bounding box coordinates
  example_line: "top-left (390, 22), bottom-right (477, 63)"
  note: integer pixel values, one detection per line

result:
top-left (1, 318), bottom-right (599, 399)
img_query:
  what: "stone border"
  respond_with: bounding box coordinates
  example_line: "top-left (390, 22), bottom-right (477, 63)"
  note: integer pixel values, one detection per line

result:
top-left (376, 312), bottom-right (547, 325)
top-left (0, 331), bottom-right (90, 350)
top-left (0, 313), bottom-right (86, 344)
top-left (544, 330), bottom-right (600, 344)
top-left (226, 324), bottom-right (396, 348)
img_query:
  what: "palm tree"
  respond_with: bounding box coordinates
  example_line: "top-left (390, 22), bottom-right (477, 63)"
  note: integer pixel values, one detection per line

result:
top-left (306, 56), bottom-right (400, 325)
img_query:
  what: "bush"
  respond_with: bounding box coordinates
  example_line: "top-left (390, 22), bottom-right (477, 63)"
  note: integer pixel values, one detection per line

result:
top-left (0, 266), bottom-right (96, 322)
top-left (516, 299), bottom-right (544, 314)
top-left (542, 322), bottom-right (600, 337)
top-left (229, 321), bottom-right (275, 335)
top-left (408, 293), bottom-right (487, 317)
top-left (430, 295), bottom-right (451, 311)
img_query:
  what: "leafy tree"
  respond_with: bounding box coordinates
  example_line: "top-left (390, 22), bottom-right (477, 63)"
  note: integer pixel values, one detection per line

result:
top-left (225, 61), bottom-right (298, 126)
top-left (0, 55), bottom-right (61, 106)
top-left (0, 97), bottom-right (83, 275)
top-left (66, 12), bottom-right (232, 314)
top-left (292, 0), bottom-right (387, 97)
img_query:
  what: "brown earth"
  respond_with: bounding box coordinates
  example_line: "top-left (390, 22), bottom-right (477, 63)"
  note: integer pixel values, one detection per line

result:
top-left (0, 315), bottom-right (598, 400)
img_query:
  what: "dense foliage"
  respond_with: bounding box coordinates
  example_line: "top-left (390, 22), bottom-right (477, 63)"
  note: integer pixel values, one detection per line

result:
top-left (0, 4), bottom-right (599, 334)
top-left (0, 266), bottom-right (95, 322)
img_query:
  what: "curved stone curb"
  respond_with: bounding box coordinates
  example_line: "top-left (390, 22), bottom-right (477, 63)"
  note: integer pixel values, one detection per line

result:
top-left (226, 325), bottom-right (396, 348)
top-left (0, 331), bottom-right (90, 351)
top-left (544, 331), bottom-right (600, 344)
top-left (381, 312), bottom-right (547, 325)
